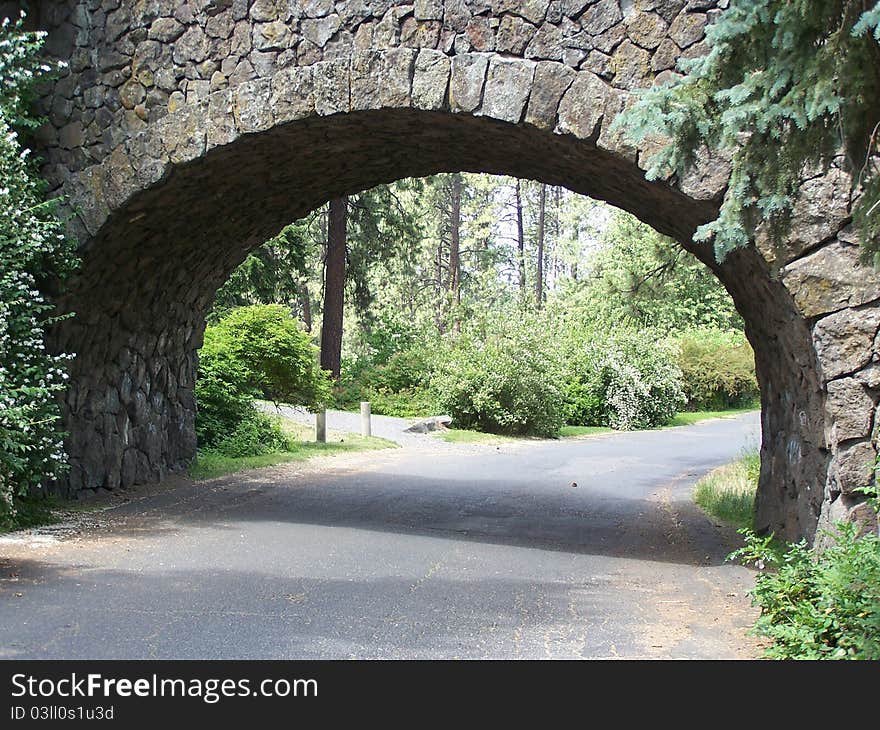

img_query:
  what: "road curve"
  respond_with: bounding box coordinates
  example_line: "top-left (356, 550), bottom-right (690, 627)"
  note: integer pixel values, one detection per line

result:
top-left (0, 413), bottom-right (762, 659)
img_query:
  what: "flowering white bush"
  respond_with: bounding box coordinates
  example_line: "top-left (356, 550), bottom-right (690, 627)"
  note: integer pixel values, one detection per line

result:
top-left (0, 14), bottom-right (75, 525)
top-left (563, 326), bottom-right (686, 430)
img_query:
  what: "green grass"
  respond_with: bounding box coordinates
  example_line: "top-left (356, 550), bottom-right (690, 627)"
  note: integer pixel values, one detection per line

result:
top-left (432, 428), bottom-right (517, 444)
top-left (693, 450), bottom-right (760, 530)
top-left (668, 405), bottom-right (759, 427)
top-left (559, 425), bottom-right (613, 438)
top-left (189, 421), bottom-right (397, 480)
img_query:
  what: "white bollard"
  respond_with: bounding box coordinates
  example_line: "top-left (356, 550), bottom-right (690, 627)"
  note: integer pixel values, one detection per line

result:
top-left (360, 401), bottom-right (371, 438)
top-left (315, 409), bottom-right (326, 443)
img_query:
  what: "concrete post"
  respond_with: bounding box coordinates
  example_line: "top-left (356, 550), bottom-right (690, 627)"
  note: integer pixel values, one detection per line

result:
top-left (360, 401), bottom-right (371, 438)
top-left (316, 409), bottom-right (326, 443)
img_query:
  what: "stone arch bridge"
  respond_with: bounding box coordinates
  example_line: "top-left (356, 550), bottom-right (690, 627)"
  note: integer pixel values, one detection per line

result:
top-left (12, 0), bottom-right (880, 543)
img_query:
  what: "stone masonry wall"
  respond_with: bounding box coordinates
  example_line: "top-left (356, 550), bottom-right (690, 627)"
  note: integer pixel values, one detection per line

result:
top-left (12, 0), bottom-right (878, 543)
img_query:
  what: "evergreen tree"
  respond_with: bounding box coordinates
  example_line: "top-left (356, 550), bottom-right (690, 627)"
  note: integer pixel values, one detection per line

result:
top-left (620, 0), bottom-right (880, 259)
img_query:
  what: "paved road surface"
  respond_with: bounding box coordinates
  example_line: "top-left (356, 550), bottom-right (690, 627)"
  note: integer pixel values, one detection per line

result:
top-left (0, 413), bottom-right (762, 659)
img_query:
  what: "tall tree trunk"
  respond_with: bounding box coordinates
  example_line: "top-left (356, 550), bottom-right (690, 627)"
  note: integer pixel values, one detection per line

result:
top-left (449, 173), bottom-right (462, 333)
top-left (535, 183), bottom-right (546, 307)
top-left (435, 234), bottom-right (445, 335)
top-left (515, 179), bottom-right (526, 293)
top-left (300, 283), bottom-right (312, 333)
top-left (320, 196), bottom-right (347, 379)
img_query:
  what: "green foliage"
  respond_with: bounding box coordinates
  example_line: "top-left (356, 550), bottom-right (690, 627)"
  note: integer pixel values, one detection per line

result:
top-left (676, 328), bottom-right (759, 410)
top-left (203, 304), bottom-right (330, 406)
top-left (211, 222), bottom-right (311, 321)
top-left (619, 0), bottom-right (880, 259)
top-left (431, 323), bottom-right (566, 437)
top-left (563, 212), bottom-right (742, 331)
top-left (0, 16), bottom-right (75, 527)
top-left (562, 327), bottom-right (686, 430)
top-left (196, 305), bottom-right (330, 454)
top-left (731, 514), bottom-right (880, 659)
top-left (213, 412), bottom-right (291, 458)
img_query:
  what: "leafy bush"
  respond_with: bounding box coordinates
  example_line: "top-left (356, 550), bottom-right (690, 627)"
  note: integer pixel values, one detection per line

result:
top-left (196, 305), bottom-right (329, 453)
top-left (676, 328), bottom-right (759, 410)
top-left (333, 346), bottom-right (437, 417)
top-left (0, 17), bottom-right (75, 526)
top-left (213, 412), bottom-right (291, 458)
top-left (204, 304), bottom-right (330, 406)
top-left (430, 326), bottom-right (566, 437)
top-left (563, 328), bottom-right (685, 430)
top-left (731, 510), bottom-right (880, 660)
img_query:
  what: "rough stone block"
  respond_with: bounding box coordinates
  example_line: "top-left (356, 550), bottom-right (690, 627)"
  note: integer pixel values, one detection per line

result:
top-left (449, 53), bottom-right (490, 113)
top-left (555, 70), bottom-right (609, 139)
top-left (412, 49), bottom-right (450, 110)
top-left (525, 61), bottom-right (575, 129)
top-left (479, 57), bottom-right (535, 123)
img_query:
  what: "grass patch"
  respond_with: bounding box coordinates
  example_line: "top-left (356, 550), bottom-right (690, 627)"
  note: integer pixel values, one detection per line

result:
top-left (432, 428), bottom-right (518, 444)
top-left (693, 450), bottom-right (759, 530)
top-left (559, 425), bottom-right (613, 438)
top-left (669, 405), bottom-right (759, 427)
top-left (189, 423), bottom-right (396, 480)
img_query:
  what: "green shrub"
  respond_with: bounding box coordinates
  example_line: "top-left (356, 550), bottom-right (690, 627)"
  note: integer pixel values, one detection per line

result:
top-left (731, 489), bottom-right (880, 660)
top-left (204, 304), bottom-right (331, 406)
top-left (563, 328), bottom-right (685, 430)
top-left (333, 346), bottom-right (437, 417)
top-left (430, 326), bottom-right (566, 437)
top-left (213, 412), bottom-right (291, 458)
top-left (676, 328), bottom-right (759, 410)
top-left (0, 17), bottom-right (75, 526)
top-left (196, 305), bottom-right (330, 454)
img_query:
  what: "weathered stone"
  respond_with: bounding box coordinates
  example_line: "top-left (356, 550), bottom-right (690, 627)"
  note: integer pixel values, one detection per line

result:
top-left (312, 59), bottom-right (350, 115)
top-left (556, 71), bottom-right (609, 139)
top-left (831, 440), bottom-right (877, 494)
top-left (380, 48), bottom-right (417, 107)
top-left (412, 49), bottom-right (450, 110)
top-left (626, 11), bottom-right (668, 49)
top-left (610, 40), bottom-right (652, 88)
top-left (496, 15), bottom-right (536, 55)
top-left (582, 0), bottom-right (623, 35)
top-left (449, 53), bottom-right (490, 113)
top-left (668, 11), bottom-right (707, 48)
top-left (302, 13), bottom-right (342, 47)
top-left (783, 241), bottom-right (880, 318)
top-left (489, 0), bottom-right (547, 25)
top-left (233, 78), bottom-right (274, 133)
top-left (254, 20), bottom-right (292, 50)
top-left (525, 61), bottom-right (576, 129)
top-left (814, 307), bottom-right (880, 381)
top-left (678, 145), bottom-right (729, 200)
top-left (465, 16), bottom-right (495, 51)
top-left (826, 377), bottom-right (874, 441)
top-left (148, 17), bottom-right (184, 42)
top-left (172, 26), bottom-right (209, 64)
top-left (651, 37), bottom-right (679, 70)
top-left (479, 58), bottom-right (535, 123)
top-left (525, 22), bottom-right (564, 60)
top-left (756, 167), bottom-right (852, 268)
top-left (59, 121), bottom-right (85, 149)
top-left (414, 0), bottom-right (444, 21)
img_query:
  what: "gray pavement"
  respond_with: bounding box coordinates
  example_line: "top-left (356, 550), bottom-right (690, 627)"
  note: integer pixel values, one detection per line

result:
top-left (0, 413), bottom-right (762, 659)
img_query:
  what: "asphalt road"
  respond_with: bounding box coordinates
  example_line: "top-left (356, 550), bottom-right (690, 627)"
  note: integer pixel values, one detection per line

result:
top-left (0, 413), bottom-right (762, 659)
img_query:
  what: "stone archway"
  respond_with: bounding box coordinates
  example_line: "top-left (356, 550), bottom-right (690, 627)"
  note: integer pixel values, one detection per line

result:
top-left (23, 0), bottom-right (880, 543)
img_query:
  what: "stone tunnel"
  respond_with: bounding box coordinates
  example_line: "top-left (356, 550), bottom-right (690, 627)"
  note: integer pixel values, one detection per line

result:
top-left (8, 0), bottom-right (880, 543)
